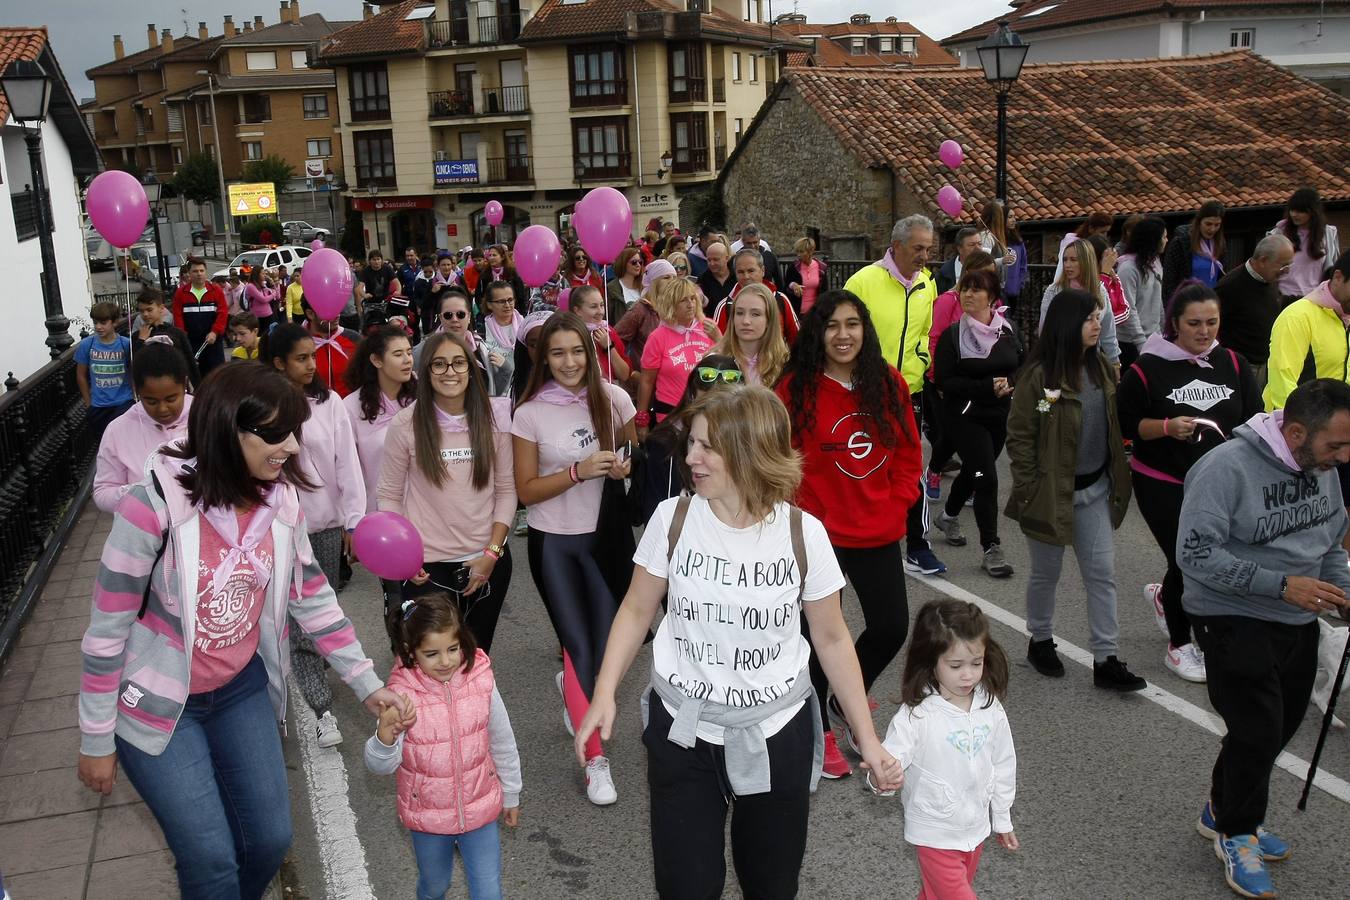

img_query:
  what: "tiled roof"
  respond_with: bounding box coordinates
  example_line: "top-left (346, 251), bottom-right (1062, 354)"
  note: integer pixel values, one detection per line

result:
top-left (220, 13), bottom-right (353, 47)
top-left (87, 38), bottom-right (197, 78)
top-left (943, 0), bottom-right (1336, 46)
top-left (213, 72), bottom-right (336, 92)
top-left (519, 0), bottom-right (801, 45)
top-left (317, 0), bottom-right (428, 61)
top-left (777, 21), bottom-right (956, 68)
top-left (0, 27), bottom-right (46, 123)
top-left (783, 51), bottom-right (1350, 223)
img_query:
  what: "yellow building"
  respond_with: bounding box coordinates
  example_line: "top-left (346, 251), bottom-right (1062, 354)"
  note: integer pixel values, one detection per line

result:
top-left (316, 0), bottom-right (803, 254)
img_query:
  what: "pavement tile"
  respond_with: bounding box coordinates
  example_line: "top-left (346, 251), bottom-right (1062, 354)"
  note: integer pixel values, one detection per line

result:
top-left (41, 640), bottom-right (86, 669)
top-left (15, 618), bottom-right (55, 648)
top-left (0, 726), bottom-right (80, 776)
top-left (50, 617), bottom-right (91, 643)
top-left (23, 663), bottom-right (83, 700)
top-left (3, 863), bottom-right (87, 900)
top-left (0, 766), bottom-right (99, 824)
top-left (0, 703), bottom-right (17, 741)
top-left (93, 802), bottom-right (167, 860)
top-left (79, 541), bottom-right (104, 562)
top-left (0, 670), bottom-right (33, 706)
top-left (104, 774), bottom-right (145, 808)
top-left (86, 849), bottom-right (178, 898)
top-left (3, 645), bottom-right (42, 675)
top-left (12, 693), bottom-right (80, 736)
top-left (0, 808), bottom-right (97, 874)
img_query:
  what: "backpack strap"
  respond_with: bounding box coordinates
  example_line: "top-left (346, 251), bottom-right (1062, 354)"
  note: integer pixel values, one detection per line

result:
top-left (665, 494), bottom-right (693, 565)
top-left (789, 506), bottom-right (808, 604)
top-left (138, 471), bottom-right (169, 620)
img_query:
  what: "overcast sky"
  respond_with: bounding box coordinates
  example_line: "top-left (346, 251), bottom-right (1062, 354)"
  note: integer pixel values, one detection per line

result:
top-left (6, 0), bottom-right (1013, 100)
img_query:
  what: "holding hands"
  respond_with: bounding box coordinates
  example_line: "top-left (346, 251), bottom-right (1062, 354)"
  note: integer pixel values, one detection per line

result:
top-left (369, 688), bottom-right (416, 745)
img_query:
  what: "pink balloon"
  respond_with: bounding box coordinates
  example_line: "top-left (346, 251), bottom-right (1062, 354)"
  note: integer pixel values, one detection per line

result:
top-left (310, 238), bottom-right (324, 250)
top-left (574, 187), bottom-right (632, 264)
top-left (514, 224), bottom-right (562, 288)
top-left (300, 248), bottom-right (354, 321)
top-left (485, 200), bottom-right (504, 227)
top-left (939, 139), bottom-right (964, 170)
top-left (87, 170), bottom-right (149, 248)
top-left (352, 512), bottom-right (424, 581)
top-left (937, 185), bottom-right (964, 218)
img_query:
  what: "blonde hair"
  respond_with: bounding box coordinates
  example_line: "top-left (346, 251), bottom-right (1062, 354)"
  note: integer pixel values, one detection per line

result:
top-left (1057, 239), bottom-right (1101, 297)
top-left (655, 278), bottom-right (701, 324)
top-left (685, 386), bottom-right (801, 522)
top-left (665, 250), bottom-right (690, 271)
top-left (793, 236), bottom-right (816, 255)
top-left (717, 284), bottom-right (789, 387)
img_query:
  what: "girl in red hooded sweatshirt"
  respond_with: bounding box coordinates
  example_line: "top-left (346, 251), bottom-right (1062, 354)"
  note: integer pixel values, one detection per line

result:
top-left (776, 288), bottom-right (922, 781)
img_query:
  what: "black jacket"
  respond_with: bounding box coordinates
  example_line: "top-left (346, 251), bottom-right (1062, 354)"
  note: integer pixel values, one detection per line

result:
top-left (936, 258), bottom-right (959, 295)
top-left (781, 258), bottom-right (829, 315)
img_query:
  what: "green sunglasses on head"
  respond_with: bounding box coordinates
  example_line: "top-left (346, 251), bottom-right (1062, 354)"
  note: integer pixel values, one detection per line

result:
top-left (695, 366), bottom-right (743, 385)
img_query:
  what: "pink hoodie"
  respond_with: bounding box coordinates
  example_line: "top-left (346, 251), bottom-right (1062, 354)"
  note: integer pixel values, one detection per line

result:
top-left (296, 394), bottom-right (366, 532)
top-left (92, 395), bottom-right (193, 512)
top-left (342, 390), bottom-right (410, 513)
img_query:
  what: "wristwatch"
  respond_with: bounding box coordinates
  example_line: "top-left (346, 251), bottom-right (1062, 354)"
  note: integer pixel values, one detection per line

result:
top-left (1279, 575), bottom-right (1288, 599)
top-left (486, 542), bottom-right (505, 557)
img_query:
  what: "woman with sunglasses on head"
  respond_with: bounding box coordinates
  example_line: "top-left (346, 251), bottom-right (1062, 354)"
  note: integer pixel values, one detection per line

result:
top-left (482, 280), bottom-right (524, 397)
top-left (264, 323), bottom-right (367, 749)
top-left (512, 312), bottom-right (636, 806)
top-left (378, 332), bottom-right (516, 649)
top-left (565, 245), bottom-right (606, 292)
top-left (635, 279), bottom-right (717, 441)
top-left (716, 282), bottom-right (789, 387)
top-left (664, 250), bottom-right (694, 283)
top-left (776, 289), bottom-right (923, 779)
top-left (415, 287), bottom-right (498, 390)
top-left (77, 363), bottom-right (407, 898)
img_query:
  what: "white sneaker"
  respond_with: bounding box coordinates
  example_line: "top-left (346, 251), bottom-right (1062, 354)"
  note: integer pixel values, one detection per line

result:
top-left (1144, 583), bottom-right (1168, 636)
top-left (1165, 643), bottom-right (1207, 683)
top-left (316, 710), bottom-right (343, 748)
top-left (585, 756), bottom-right (617, 806)
top-left (556, 670), bottom-right (575, 737)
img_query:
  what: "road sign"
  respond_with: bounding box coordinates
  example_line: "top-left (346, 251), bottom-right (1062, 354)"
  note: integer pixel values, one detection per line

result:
top-left (304, 158), bottom-right (325, 179)
top-left (228, 182), bottom-right (278, 216)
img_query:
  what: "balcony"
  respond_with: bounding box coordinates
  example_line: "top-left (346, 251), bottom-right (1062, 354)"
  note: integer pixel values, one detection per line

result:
top-left (425, 13), bottom-right (521, 48)
top-left (671, 147), bottom-right (708, 175)
top-left (575, 152), bottom-right (632, 182)
top-left (428, 85), bottom-right (529, 119)
top-left (477, 15), bottom-right (520, 43)
top-left (486, 156), bottom-right (533, 184)
top-left (713, 78), bottom-right (725, 102)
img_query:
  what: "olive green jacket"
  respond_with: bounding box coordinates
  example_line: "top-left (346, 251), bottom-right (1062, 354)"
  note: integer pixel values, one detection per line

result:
top-left (1003, 355), bottom-right (1131, 545)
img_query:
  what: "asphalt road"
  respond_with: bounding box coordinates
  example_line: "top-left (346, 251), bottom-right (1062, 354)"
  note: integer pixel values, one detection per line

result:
top-left (280, 461), bottom-right (1350, 900)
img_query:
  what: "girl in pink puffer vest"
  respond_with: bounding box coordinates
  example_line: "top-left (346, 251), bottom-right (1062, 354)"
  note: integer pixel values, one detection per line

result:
top-left (365, 594), bottom-right (522, 900)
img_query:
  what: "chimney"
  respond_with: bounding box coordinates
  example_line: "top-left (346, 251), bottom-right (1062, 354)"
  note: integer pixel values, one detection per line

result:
top-left (113, 34), bottom-right (125, 59)
top-left (199, 21), bottom-right (209, 40)
top-left (363, 3), bottom-right (374, 21)
top-left (161, 28), bottom-right (174, 54)
top-left (224, 15), bottom-right (236, 37)
top-left (254, 15), bottom-right (265, 29)
top-left (849, 13), bottom-right (871, 26)
top-left (290, 0), bottom-right (301, 21)
top-left (243, 20), bottom-right (253, 33)
top-left (147, 24), bottom-right (159, 49)
top-left (885, 16), bottom-right (897, 23)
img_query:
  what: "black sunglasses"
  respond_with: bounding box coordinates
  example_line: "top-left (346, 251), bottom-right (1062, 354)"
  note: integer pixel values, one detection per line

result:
top-left (695, 366), bottom-right (743, 385)
top-left (442, 310), bottom-right (469, 320)
top-left (241, 422), bottom-right (293, 445)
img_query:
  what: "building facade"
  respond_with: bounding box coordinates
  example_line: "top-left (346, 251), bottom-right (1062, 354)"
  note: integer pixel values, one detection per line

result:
top-left (775, 12), bottom-right (956, 68)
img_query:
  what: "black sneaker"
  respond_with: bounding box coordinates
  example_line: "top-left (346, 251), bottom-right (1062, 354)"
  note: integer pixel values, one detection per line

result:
top-left (1027, 638), bottom-right (1065, 677)
top-left (1094, 655), bottom-right (1147, 692)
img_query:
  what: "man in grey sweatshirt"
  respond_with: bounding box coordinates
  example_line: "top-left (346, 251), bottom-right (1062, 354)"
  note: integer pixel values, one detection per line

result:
top-left (1178, 378), bottom-right (1350, 898)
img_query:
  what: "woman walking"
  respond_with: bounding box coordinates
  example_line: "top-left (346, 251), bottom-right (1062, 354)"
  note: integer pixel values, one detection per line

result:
top-left (635, 279), bottom-right (717, 439)
top-left (716, 282), bottom-right (788, 387)
top-left (1272, 187), bottom-right (1341, 303)
top-left (1163, 201), bottom-right (1227, 301)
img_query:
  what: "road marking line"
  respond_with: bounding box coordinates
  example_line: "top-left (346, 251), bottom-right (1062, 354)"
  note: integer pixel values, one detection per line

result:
top-left (912, 574), bottom-right (1350, 806)
top-left (290, 684), bottom-right (376, 899)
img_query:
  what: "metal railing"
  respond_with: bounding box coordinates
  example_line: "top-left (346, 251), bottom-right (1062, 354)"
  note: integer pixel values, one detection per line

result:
top-left (476, 14), bottom-right (521, 44)
top-left (426, 14), bottom-right (520, 46)
top-left (672, 147), bottom-right (708, 174)
top-left (485, 85), bottom-right (528, 114)
top-left (10, 188), bottom-right (52, 242)
top-left (431, 86), bottom-right (530, 118)
top-left (712, 78), bottom-right (726, 102)
top-left (575, 152), bottom-right (632, 181)
top-left (426, 16), bottom-right (470, 47)
top-left (486, 156), bottom-right (533, 184)
top-left (429, 90), bottom-right (474, 118)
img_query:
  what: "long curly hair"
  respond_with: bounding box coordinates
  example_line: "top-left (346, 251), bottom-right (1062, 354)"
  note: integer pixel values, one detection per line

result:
top-left (346, 324), bottom-right (416, 422)
top-left (780, 289), bottom-right (909, 447)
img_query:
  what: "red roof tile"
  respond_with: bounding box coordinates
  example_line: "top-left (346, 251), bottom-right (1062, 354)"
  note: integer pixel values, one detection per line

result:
top-left (778, 21), bottom-right (956, 68)
top-left (0, 27), bottom-right (47, 123)
top-left (784, 50), bottom-right (1350, 223)
top-left (519, 0), bottom-right (799, 45)
top-left (317, 0), bottom-right (427, 62)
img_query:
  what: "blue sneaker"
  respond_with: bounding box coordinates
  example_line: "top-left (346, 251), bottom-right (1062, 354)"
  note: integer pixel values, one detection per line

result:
top-left (1198, 802), bottom-right (1291, 862)
top-left (1214, 834), bottom-right (1276, 898)
top-left (924, 470), bottom-right (942, 501)
top-left (904, 547), bottom-right (946, 576)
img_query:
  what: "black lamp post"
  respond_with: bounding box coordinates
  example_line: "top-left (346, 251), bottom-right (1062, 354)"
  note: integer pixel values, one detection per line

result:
top-left (142, 172), bottom-right (168, 293)
top-left (1, 58), bottom-right (71, 359)
top-left (976, 21), bottom-right (1030, 206)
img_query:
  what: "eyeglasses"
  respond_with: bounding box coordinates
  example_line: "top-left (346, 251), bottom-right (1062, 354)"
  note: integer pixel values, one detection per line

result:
top-left (695, 366), bottom-right (743, 385)
top-left (674, 265), bottom-right (689, 272)
top-left (442, 310), bottom-right (469, 320)
top-left (241, 422), bottom-right (294, 445)
top-left (573, 255), bottom-right (588, 262)
top-left (430, 357), bottom-right (471, 374)
top-left (490, 296), bottom-right (516, 305)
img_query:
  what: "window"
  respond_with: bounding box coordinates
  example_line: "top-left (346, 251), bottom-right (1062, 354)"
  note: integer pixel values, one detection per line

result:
top-left (166, 104), bottom-right (183, 133)
top-left (669, 43), bottom-right (706, 102)
top-left (732, 52), bottom-right (742, 82)
top-left (569, 44), bottom-right (627, 107)
top-left (460, 131), bottom-right (480, 160)
top-left (243, 141), bottom-right (263, 160)
top-left (349, 63), bottom-right (391, 121)
top-left (246, 51), bottom-right (277, 71)
top-left (199, 98), bottom-right (212, 125)
top-left (303, 94), bottom-right (329, 119)
top-left (242, 94), bottom-right (271, 124)
top-left (307, 138), bottom-right (332, 157)
top-left (573, 116), bottom-right (630, 179)
top-left (670, 112), bottom-right (708, 174)
top-left (749, 54), bottom-right (758, 82)
top-left (1230, 28), bottom-right (1254, 49)
top-left (354, 129), bottom-right (396, 187)
top-left (901, 36), bottom-right (917, 53)
top-left (173, 146), bottom-right (184, 165)
top-left (291, 50), bottom-right (309, 69)
top-left (504, 130), bottom-right (530, 181)
top-left (879, 37), bottom-right (894, 53)
top-left (733, 117), bottom-right (744, 145)
top-left (850, 37), bottom-right (865, 56)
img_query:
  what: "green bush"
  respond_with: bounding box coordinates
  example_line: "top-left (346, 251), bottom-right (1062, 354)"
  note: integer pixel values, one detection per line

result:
top-left (240, 218), bottom-right (284, 245)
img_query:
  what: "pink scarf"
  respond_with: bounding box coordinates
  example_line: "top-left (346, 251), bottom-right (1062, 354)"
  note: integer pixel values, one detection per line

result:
top-left (518, 311), bottom-right (552, 345)
top-left (200, 496), bottom-right (278, 598)
top-left (876, 249), bottom-right (916, 289)
top-left (491, 266), bottom-right (505, 281)
top-left (312, 332), bottom-right (349, 359)
top-left (485, 311), bottom-right (523, 349)
top-left (436, 325), bottom-right (477, 350)
top-left (1139, 332), bottom-right (1220, 368)
top-left (1307, 281), bottom-right (1350, 326)
top-left (433, 403), bottom-right (469, 433)
top-left (537, 381), bottom-right (589, 406)
top-left (1199, 238), bottom-right (1223, 281)
top-left (744, 354), bottom-right (760, 384)
top-left (957, 311), bottom-right (1010, 359)
top-left (1247, 410), bottom-right (1300, 472)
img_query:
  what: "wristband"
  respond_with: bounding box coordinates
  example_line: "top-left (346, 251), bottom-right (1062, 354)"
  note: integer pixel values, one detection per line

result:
top-left (1162, 417), bottom-right (1170, 437)
top-left (569, 462), bottom-right (581, 484)
top-left (483, 547), bottom-right (501, 562)
top-left (634, 410), bottom-right (651, 427)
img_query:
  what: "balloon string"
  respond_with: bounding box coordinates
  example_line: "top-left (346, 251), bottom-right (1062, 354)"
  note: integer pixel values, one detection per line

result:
top-left (948, 167), bottom-right (992, 234)
top-left (125, 249), bottom-right (134, 372)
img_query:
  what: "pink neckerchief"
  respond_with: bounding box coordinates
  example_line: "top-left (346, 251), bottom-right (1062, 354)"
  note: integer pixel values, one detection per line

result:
top-left (1139, 332), bottom-right (1220, 368)
top-left (1199, 238), bottom-right (1222, 280)
top-left (536, 381), bottom-right (589, 406)
top-left (957, 311), bottom-right (1010, 359)
top-left (876, 248), bottom-right (916, 289)
top-left (485, 311), bottom-right (523, 349)
top-left (435, 324), bottom-right (477, 350)
top-left (200, 495), bottom-right (278, 598)
top-left (664, 321), bottom-right (694, 336)
top-left (1248, 410), bottom-right (1300, 472)
top-left (432, 270), bottom-right (457, 286)
top-left (1307, 281), bottom-right (1350, 327)
top-left (491, 266), bottom-right (505, 281)
top-left (744, 354), bottom-right (760, 384)
top-left (433, 402), bottom-right (469, 433)
top-left (312, 331), bottom-right (349, 359)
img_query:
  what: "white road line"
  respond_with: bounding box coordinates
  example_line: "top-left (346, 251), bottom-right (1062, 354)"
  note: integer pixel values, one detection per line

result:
top-left (290, 684), bottom-right (376, 899)
top-left (912, 574), bottom-right (1350, 806)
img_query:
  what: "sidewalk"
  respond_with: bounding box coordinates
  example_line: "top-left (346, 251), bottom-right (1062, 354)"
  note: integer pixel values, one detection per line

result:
top-left (0, 506), bottom-right (175, 898)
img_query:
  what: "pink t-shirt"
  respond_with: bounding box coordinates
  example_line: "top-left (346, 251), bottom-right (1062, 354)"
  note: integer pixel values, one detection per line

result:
top-left (190, 508), bottom-right (272, 692)
top-left (641, 323), bottom-right (715, 409)
top-left (511, 381), bottom-right (636, 535)
top-left (800, 259), bottom-right (821, 314)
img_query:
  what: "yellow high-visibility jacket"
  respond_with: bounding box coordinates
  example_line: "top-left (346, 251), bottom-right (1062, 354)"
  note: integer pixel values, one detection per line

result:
top-left (1264, 294), bottom-right (1350, 410)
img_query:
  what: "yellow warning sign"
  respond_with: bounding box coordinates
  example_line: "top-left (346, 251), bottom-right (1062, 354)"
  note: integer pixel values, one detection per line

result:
top-left (227, 182), bottom-right (278, 216)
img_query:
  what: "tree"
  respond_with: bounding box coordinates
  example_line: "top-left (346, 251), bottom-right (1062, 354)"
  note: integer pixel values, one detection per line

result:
top-left (172, 152), bottom-right (220, 205)
top-left (242, 154), bottom-right (296, 189)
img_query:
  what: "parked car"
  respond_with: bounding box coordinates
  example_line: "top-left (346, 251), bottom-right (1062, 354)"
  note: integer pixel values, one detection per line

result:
top-left (190, 221), bottom-right (209, 245)
top-left (86, 233), bottom-right (115, 271)
top-left (130, 245), bottom-right (187, 289)
top-left (282, 220), bottom-right (329, 243)
top-left (212, 244), bottom-right (313, 280)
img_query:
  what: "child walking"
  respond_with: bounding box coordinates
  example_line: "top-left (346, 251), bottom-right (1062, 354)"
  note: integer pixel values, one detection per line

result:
top-left (365, 594), bottom-right (521, 900)
top-left (881, 600), bottom-right (1018, 900)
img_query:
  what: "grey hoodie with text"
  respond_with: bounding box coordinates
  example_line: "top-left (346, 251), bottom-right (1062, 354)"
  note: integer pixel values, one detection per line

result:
top-left (1178, 419), bottom-right (1350, 625)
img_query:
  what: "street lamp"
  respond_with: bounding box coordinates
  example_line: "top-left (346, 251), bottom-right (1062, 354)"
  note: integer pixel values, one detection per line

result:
top-left (656, 150), bottom-right (673, 180)
top-left (142, 172), bottom-right (168, 292)
top-left (1, 58), bottom-right (71, 359)
top-left (325, 172), bottom-right (337, 238)
top-left (196, 69), bottom-right (231, 246)
top-left (976, 21), bottom-right (1030, 206)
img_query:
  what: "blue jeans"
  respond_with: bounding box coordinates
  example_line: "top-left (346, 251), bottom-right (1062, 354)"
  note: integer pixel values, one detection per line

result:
top-left (410, 822), bottom-right (502, 900)
top-left (116, 654), bottom-right (292, 900)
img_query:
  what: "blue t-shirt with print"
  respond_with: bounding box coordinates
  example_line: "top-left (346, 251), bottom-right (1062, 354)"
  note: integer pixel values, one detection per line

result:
top-left (75, 334), bottom-right (134, 407)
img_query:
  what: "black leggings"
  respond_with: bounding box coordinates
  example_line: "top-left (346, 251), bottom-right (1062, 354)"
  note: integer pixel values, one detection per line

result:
top-left (804, 542), bottom-right (909, 721)
top-left (398, 550), bottom-right (513, 654)
top-left (907, 396), bottom-right (931, 554)
top-left (1131, 472), bottom-right (1192, 648)
top-left (527, 528), bottom-right (619, 696)
top-left (944, 410), bottom-right (1007, 550)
